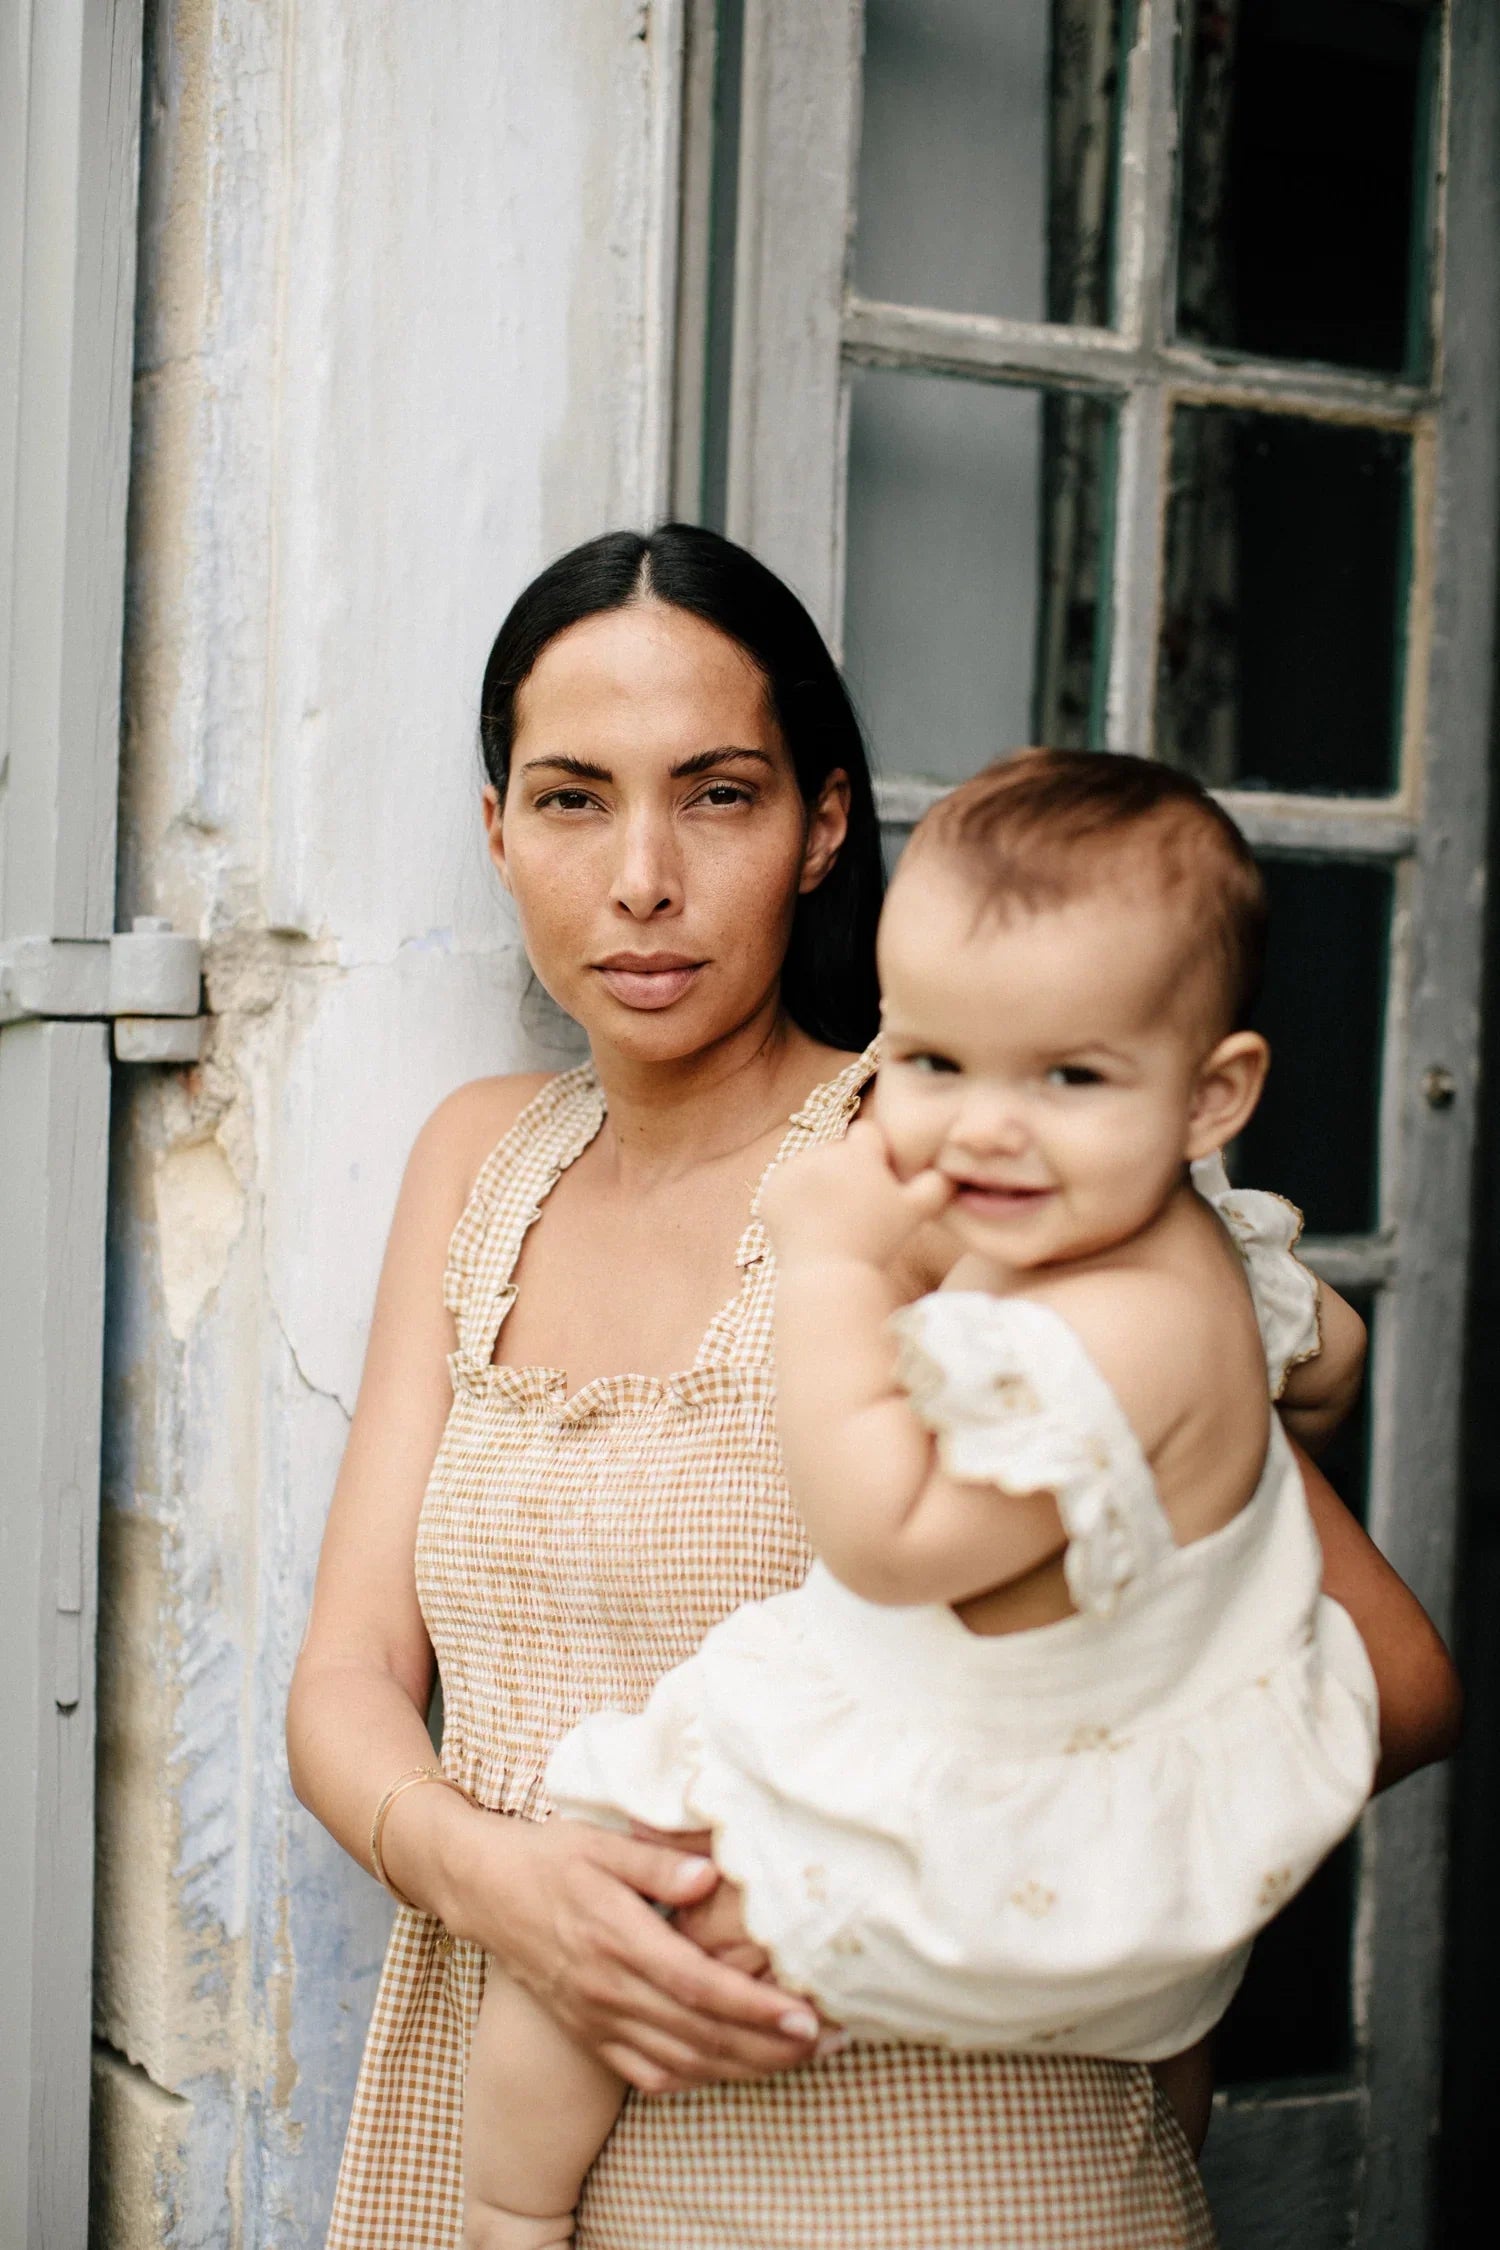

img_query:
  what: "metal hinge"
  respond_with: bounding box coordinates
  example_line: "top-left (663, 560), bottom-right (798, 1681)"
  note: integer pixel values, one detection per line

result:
top-left (0, 917), bottom-right (206, 1062)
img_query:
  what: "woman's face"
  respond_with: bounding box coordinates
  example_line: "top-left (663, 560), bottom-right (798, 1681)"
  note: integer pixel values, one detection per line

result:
top-left (487, 600), bottom-right (848, 1062)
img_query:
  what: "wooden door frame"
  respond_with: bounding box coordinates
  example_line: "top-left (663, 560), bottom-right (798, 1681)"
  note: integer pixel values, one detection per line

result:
top-left (689, 2), bottom-right (1500, 2242)
top-left (0, 4), bottom-right (143, 2243)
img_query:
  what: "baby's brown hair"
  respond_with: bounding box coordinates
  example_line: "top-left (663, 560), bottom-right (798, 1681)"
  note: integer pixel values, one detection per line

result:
top-left (908, 748), bottom-right (1268, 1036)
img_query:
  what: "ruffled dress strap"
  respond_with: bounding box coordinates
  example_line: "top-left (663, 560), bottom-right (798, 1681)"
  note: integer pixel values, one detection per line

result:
top-left (1191, 1154), bottom-right (1322, 1400)
top-left (889, 1293), bottom-right (1176, 1617)
top-left (707, 1039), bottom-right (880, 1367)
top-left (444, 1064), bottom-right (606, 1376)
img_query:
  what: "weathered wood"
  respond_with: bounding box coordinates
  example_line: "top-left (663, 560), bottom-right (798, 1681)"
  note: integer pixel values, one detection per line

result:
top-left (723, 3), bottom-right (1490, 2243)
top-left (1202, 2088), bottom-right (1367, 2250)
top-left (0, 1), bottom-right (142, 2239)
top-left (1301, 1239), bottom-right (1399, 1293)
top-left (842, 295), bottom-right (1430, 427)
top-left (1216, 796), bottom-right (1418, 862)
top-left (0, 1022), bottom-right (112, 2250)
top-left (670, 0), bottom-right (720, 519)
top-left (1, 0), bottom-right (141, 943)
top-left (1356, 7), bottom-right (1500, 2243)
top-left (1102, 1), bottom-right (1177, 754)
top-left (724, 0), bottom-right (864, 637)
top-left (642, 0), bottom-right (687, 525)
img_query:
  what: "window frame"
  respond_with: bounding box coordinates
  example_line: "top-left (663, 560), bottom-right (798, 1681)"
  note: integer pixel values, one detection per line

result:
top-left (680, 4), bottom-right (1499, 2243)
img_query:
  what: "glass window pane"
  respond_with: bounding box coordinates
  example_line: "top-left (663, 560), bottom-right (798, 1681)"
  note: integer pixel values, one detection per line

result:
top-left (1158, 408), bottom-right (1408, 796)
top-left (844, 370), bottom-right (1114, 780)
top-left (1177, 0), bottom-right (1439, 376)
top-left (855, 0), bottom-right (1127, 327)
top-left (1235, 859), bottom-right (1391, 1238)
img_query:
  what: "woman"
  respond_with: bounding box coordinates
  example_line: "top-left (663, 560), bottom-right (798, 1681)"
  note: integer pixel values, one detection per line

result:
top-left (288, 525), bottom-right (1460, 2249)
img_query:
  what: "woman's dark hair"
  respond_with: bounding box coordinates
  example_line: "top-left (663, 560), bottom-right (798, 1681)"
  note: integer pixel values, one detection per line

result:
top-left (478, 523), bottom-right (883, 1051)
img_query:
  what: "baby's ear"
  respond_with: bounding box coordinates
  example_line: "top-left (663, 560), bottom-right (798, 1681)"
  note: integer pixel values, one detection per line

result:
top-left (1185, 1031), bottom-right (1270, 1161)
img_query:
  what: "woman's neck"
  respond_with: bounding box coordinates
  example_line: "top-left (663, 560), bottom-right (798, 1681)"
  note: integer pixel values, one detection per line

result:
top-left (587, 1002), bottom-right (840, 1189)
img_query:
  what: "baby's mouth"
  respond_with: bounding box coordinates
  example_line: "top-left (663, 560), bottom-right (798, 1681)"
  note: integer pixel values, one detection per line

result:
top-left (950, 1180), bottom-right (1057, 1217)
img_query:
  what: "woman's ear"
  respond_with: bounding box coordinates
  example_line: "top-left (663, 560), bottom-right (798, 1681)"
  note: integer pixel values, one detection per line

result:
top-left (1185, 1030), bottom-right (1270, 1160)
top-left (482, 784), bottom-right (512, 893)
top-left (799, 767), bottom-right (851, 895)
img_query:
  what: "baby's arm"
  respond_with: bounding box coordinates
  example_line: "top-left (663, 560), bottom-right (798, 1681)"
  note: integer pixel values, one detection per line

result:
top-left (765, 1123), bottom-right (1062, 1603)
top-left (1277, 1280), bottom-right (1366, 1454)
top-left (764, 1126), bottom-right (1183, 1607)
top-left (463, 1969), bottom-right (624, 2246)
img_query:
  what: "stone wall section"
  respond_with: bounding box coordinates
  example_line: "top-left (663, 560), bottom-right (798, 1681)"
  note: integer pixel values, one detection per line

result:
top-left (93, 6), bottom-right (667, 2240)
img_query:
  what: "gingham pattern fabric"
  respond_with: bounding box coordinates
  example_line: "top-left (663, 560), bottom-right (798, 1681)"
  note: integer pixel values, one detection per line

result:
top-left (326, 1050), bottom-right (1217, 2249)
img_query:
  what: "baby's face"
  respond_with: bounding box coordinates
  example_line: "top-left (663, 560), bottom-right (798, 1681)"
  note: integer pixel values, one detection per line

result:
top-left (874, 856), bottom-right (1218, 1274)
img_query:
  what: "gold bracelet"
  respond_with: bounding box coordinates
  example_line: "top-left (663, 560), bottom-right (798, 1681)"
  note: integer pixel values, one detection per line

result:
top-left (369, 1765), bottom-right (479, 1911)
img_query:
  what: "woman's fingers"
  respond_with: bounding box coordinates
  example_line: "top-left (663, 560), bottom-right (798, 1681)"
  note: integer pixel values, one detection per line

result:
top-left (594, 1828), bottom-right (719, 1909)
top-left (609, 1893), bottom-right (814, 2035)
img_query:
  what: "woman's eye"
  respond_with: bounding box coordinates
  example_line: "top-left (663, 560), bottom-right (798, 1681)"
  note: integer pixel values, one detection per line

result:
top-left (695, 782), bottom-right (754, 808)
top-left (1046, 1064), bottom-right (1104, 1088)
top-left (537, 789), bottom-right (597, 812)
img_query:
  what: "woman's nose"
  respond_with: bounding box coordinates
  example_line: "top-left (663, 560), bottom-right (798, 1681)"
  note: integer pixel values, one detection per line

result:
top-left (612, 810), bottom-right (683, 920)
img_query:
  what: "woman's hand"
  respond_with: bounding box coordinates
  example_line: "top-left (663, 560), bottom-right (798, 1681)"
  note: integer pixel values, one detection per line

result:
top-left (761, 1119), bottom-right (951, 1271)
top-left (435, 1805), bottom-right (822, 2096)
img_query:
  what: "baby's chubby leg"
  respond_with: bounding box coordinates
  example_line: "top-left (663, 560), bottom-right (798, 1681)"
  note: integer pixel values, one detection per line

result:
top-left (462, 1966), bottom-right (625, 2250)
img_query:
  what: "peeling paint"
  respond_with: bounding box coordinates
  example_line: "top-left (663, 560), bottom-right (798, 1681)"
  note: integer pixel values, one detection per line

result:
top-left (99, 2), bottom-right (669, 2242)
top-left (153, 1136), bottom-right (245, 1340)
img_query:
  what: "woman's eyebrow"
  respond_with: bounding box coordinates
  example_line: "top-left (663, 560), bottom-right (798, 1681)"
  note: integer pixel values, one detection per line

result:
top-left (670, 746), bottom-right (776, 779)
top-left (519, 753), bottom-right (612, 780)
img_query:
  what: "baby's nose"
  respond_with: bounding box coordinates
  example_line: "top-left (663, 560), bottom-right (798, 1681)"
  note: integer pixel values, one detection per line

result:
top-left (950, 1090), bottom-right (1028, 1152)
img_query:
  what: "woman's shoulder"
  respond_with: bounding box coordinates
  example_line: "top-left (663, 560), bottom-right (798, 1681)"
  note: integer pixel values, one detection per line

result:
top-left (407, 1071), bottom-right (561, 1211)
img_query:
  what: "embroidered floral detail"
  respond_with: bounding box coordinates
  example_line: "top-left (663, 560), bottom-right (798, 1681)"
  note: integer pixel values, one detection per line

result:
top-left (990, 1371), bottom-right (1041, 1415)
top-left (1063, 1723), bottom-right (1117, 1754)
top-left (829, 1929), bottom-right (865, 1956)
top-left (1010, 1881), bottom-right (1057, 1919)
top-left (1257, 1867), bottom-right (1294, 1912)
top-left (802, 1864), bottom-right (829, 1903)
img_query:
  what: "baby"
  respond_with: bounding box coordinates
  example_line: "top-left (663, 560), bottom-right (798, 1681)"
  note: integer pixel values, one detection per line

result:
top-left (460, 748), bottom-right (1380, 2247)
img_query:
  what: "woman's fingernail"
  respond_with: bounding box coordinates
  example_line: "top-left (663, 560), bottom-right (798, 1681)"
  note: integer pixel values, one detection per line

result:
top-left (673, 1856), bottom-right (714, 1889)
top-left (779, 2008), bottom-right (820, 2040)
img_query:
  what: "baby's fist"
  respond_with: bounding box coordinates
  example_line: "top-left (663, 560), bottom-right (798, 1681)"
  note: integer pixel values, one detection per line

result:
top-left (761, 1120), bottom-right (951, 1268)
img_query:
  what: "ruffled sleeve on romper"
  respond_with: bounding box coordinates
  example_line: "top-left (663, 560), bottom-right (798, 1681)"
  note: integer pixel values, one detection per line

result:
top-left (1189, 1153), bottom-right (1322, 1399)
top-left (889, 1292), bottom-right (1177, 1617)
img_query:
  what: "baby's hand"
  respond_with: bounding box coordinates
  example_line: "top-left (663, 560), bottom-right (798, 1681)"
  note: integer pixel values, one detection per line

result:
top-left (761, 1119), bottom-right (952, 1270)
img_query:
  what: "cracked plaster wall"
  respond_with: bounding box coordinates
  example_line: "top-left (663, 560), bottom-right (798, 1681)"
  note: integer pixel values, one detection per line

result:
top-left (96, 4), bottom-right (662, 2241)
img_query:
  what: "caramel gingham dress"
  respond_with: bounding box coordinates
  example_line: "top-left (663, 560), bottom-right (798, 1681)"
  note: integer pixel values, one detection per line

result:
top-left (326, 1047), bottom-right (1217, 2250)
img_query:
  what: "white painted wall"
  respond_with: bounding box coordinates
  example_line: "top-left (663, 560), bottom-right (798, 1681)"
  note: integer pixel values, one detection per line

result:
top-left (94, 5), bottom-right (672, 2241)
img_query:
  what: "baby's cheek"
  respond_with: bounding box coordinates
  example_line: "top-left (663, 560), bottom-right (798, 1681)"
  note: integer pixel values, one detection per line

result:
top-left (871, 1086), bottom-right (936, 1179)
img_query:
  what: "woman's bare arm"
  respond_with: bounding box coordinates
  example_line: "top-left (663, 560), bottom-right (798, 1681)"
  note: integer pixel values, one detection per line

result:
top-left (1296, 1445), bottom-right (1462, 1789)
top-left (1278, 1280), bottom-right (1368, 1455)
top-left (286, 1077), bottom-right (541, 1864)
top-left (285, 1077), bottom-right (820, 2093)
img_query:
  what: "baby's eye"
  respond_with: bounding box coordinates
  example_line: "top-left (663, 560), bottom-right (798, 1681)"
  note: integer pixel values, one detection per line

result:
top-left (902, 1051), bottom-right (961, 1076)
top-left (1046, 1063), bottom-right (1104, 1088)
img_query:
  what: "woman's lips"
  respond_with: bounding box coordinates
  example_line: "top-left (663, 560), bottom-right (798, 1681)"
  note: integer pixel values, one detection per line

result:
top-left (594, 958), bottom-right (705, 1010)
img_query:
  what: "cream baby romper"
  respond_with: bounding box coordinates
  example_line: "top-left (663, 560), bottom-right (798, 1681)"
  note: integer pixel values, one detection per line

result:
top-left (545, 1160), bottom-right (1381, 2062)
